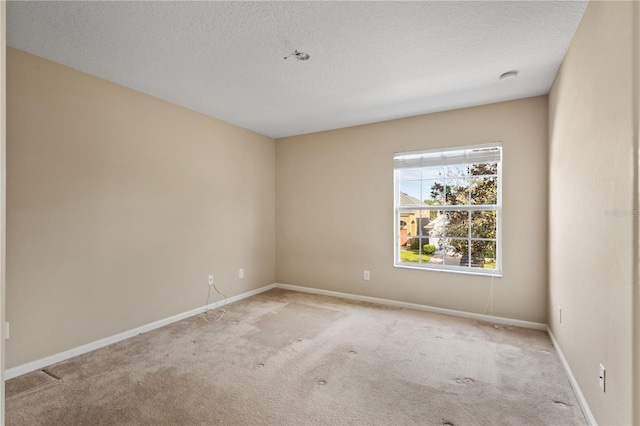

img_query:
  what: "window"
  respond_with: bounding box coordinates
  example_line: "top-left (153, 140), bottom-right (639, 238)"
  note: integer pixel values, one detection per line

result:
top-left (394, 143), bottom-right (502, 275)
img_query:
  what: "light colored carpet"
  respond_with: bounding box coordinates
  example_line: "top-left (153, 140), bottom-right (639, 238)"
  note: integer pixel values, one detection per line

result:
top-left (6, 288), bottom-right (586, 425)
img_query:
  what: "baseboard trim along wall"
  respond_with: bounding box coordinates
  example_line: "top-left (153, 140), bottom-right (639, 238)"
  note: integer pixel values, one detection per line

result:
top-left (547, 327), bottom-right (597, 426)
top-left (275, 283), bottom-right (548, 331)
top-left (4, 281), bottom-right (596, 423)
top-left (5, 283), bottom-right (277, 380)
top-left (6, 282), bottom-right (548, 381)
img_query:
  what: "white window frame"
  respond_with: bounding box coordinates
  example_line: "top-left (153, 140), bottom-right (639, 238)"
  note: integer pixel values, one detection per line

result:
top-left (393, 143), bottom-right (502, 276)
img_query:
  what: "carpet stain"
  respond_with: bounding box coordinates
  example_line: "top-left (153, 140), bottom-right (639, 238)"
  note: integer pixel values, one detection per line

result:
top-left (316, 379), bottom-right (327, 385)
top-left (554, 401), bottom-right (569, 408)
top-left (246, 302), bottom-right (347, 349)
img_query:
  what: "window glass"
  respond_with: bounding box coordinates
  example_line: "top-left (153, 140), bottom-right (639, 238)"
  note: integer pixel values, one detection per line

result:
top-left (394, 144), bottom-right (501, 275)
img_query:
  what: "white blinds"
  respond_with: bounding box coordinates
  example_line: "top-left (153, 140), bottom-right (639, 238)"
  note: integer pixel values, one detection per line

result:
top-left (394, 143), bottom-right (502, 169)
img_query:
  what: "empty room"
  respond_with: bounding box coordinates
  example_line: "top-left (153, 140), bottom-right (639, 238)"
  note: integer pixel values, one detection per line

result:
top-left (0, 1), bottom-right (638, 425)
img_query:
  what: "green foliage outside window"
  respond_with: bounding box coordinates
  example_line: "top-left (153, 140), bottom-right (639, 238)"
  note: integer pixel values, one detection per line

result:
top-left (430, 163), bottom-right (497, 259)
top-left (422, 244), bottom-right (436, 255)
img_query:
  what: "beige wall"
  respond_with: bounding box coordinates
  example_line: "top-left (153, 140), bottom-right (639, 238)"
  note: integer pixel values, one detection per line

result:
top-left (548, 2), bottom-right (636, 424)
top-left (1, 2), bottom-right (6, 422)
top-left (634, 2), bottom-right (640, 424)
top-left (6, 48), bottom-right (276, 368)
top-left (276, 96), bottom-right (548, 323)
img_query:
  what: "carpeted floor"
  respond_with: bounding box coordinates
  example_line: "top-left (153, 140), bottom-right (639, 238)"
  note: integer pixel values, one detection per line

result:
top-left (6, 288), bottom-right (586, 425)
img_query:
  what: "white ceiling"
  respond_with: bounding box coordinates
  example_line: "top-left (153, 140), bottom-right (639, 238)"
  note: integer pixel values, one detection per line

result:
top-left (7, 1), bottom-right (587, 139)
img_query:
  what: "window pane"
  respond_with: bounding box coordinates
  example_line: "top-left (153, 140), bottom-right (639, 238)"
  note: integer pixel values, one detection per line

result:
top-left (399, 236), bottom-right (422, 263)
top-left (443, 242), bottom-right (464, 266)
top-left (399, 248), bottom-right (419, 263)
top-left (400, 168), bottom-right (421, 180)
top-left (428, 243), bottom-right (445, 265)
top-left (428, 212), bottom-right (445, 238)
top-left (446, 165), bottom-right (469, 178)
top-left (422, 180), bottom-right (445, 205)
top-left (399, 181), bottom-right (422, 206)
top-left (470, 162), bottom-right (498, 176)
top-left (471, 240), bottom-right (496, 270)
top-left (470, 176), bottom-right (497, 205)
top-left (470, 210), bottom-right (496, 238)
top-left (421, 166), bottom-right (444, 179)
top-left (398, 213), bottom-right (411, 249)
top-left (445, 177), bottom-right (470, 205)
top-left (444, 211), bottom-right (469, 238)
top-left (399, 210), bottom-right (421, 241)
top-left (419, 211), bottom-right (431, 237)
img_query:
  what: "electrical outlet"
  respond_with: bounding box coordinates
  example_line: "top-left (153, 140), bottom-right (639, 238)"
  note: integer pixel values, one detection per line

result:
top-left (363, 270), bottom-right (370, 281)
top-left (559, 306), bottom-right (562, 324)
top-left (239, 268), bottom-right (244, 279)
top-left (599, 364), bottom-right (606, 392)
top-left (208, 274), bottom-right (214, 285)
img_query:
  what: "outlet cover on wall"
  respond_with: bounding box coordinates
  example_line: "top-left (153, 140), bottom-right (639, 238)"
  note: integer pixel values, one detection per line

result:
top-left (208, 274), bottom-right (214, 285)
top-left (239, 268), bottom-right (244, 278)
top-left (599, 364), bottom-right (606, 392)
top-left (363, 270), bottom-right (370, 281)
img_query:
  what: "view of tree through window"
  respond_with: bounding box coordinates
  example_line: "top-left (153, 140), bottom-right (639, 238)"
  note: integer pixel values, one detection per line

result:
top-left (394, 144), bottom-right (501, 274)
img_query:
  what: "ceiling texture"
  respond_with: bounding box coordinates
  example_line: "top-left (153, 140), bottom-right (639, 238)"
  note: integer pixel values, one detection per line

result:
top-left (7, 1), bottom-right (587, 139)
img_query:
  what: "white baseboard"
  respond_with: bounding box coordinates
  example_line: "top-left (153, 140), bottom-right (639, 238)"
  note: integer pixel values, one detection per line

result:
top-left (547, 327), bottom-right (597, 425)
top-left (274, 283), bottom-right (547, 330)
top-left (4, 281), bottom-right (598, 425)
top-left (5, 283), bottom-right (276, 380)
top-left (5, 282), bottom-right (547, 381)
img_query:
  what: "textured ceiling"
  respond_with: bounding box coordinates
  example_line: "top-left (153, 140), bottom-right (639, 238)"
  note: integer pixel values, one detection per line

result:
top-left (7, 1), bottom-right (587, 139)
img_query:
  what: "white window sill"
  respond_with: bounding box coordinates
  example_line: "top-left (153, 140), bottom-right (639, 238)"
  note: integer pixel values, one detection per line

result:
top-left (394, 262), bottom-right (502, 277)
